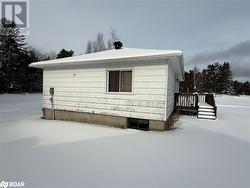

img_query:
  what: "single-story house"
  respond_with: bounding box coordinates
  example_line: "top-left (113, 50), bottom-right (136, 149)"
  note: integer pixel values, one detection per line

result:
top-left (30, 46), bottom-right (184, 131)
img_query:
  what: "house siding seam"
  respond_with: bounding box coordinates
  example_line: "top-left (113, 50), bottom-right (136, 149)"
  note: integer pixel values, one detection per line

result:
top-left (42, 64), bottom-right (167, 121)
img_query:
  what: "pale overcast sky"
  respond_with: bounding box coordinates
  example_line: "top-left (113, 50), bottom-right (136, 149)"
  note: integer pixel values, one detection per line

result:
top-left (26, 0), bottom-right (250, 81)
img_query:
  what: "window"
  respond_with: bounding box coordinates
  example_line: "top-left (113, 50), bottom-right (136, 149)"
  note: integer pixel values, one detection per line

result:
top-left (108, 70), bottom-right (132, 92)
top-left (121, 71), bottom-right (132, 92)
top-left (108, 71), bottom-right (120, 92)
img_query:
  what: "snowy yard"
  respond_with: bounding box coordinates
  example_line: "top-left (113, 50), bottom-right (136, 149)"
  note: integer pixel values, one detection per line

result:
top-left (0, 94), bottom-right (250, 188)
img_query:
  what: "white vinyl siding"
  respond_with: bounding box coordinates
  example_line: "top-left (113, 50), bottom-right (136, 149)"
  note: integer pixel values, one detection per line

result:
top-left (166, 65), bottom-right (176, 119)
top-left (43, 64), bottom-right (167, 121)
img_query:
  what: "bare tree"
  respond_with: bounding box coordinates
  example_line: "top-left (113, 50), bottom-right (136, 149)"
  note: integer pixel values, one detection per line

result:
top-left (85, 33), bottom-right (106, 53)
top-left (96, 33), bottom-right (106, 52)
top-left (49, 51), bottom-right (57, 59)
top-left (193, 65), bottom-right (198, 91)
top-left (92, 41), bottom-right (98, 53)
top-left (85, 40), bottom-right (93, 54)
top-left (85, 29), bottom-right (120, 54)
top-left (107, 28), bottom-right (119, 50)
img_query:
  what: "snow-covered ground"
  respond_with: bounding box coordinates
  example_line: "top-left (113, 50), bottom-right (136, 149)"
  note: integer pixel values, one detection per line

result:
top-left (0, 94), bottom-right (250, 188)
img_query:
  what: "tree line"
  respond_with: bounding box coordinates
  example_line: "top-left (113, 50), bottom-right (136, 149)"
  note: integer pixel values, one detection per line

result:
top-left (180, 62), bottom-right (250, 95)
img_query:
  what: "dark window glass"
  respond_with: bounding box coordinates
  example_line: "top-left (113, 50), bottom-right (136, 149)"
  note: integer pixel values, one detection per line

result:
top-left (121, 71), bottom-right (132, 92)
top-left (108, 71), bottom-right (119, 92)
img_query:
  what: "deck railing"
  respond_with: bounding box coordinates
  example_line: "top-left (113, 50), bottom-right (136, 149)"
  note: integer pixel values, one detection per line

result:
top-left (198, 95), bottom-right (206, 103)
top-left (174, 93), bottom-right (217, 116)
top-left (174, 93), bottom-right (199, 113)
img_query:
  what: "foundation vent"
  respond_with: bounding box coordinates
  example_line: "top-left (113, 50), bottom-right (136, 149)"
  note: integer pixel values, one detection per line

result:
top-left (127, 118), bottom-right (149, 130)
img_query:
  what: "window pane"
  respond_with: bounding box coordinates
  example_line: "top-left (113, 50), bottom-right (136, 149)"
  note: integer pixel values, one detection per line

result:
top-left (121, 71), bottom-right (132, 92)
top-left (109, 71), bottom-right (119, 92)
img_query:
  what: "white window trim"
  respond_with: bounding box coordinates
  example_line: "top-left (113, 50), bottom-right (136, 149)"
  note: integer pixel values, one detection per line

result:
top-left (106, 68), bottom-right (134, 94)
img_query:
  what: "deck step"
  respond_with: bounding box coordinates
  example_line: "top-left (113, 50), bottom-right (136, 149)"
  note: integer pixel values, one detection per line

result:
top-left (198, 108), bottom-right (214, 112)
top-left (198, 111), bottom-right (215, 116)
top-left (199, 105), bottom-right (214, 109)
top-left (197, 115), bottom-right (216, 120)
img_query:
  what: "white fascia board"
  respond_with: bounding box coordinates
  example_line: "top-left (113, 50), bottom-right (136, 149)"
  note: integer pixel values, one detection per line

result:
top-left (29, 52), bottom-right (183, 69)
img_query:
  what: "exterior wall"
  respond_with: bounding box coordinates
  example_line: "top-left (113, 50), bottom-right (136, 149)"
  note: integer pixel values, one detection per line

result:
top-left (174, 78), bottom-right (180, 93)
top-left (42, 64), bottom-right (167, 122)
top-left (166, 65), bottom-right (176, 119)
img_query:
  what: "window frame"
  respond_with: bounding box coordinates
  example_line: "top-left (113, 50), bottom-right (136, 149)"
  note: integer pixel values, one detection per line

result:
top-left (106, 68), bottom-right (133, 94)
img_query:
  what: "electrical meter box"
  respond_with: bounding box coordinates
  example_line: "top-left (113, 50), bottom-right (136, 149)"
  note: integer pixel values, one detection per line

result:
top-left (49, 87), bottom-right (54, 95)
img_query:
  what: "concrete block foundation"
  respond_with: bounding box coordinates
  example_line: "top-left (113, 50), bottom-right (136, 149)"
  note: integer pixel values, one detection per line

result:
top-left (43, 108), bottom-right (168, 131)
top-left (149, 120), bottom-right (165, 131)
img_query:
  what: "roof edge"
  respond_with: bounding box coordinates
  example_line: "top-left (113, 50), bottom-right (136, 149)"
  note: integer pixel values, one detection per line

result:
top-left (29, 51), bottom-right (183, 69)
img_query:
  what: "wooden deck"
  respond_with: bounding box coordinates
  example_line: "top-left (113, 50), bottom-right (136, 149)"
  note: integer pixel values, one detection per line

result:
top-left (174, 93), bottom-right (217, 119)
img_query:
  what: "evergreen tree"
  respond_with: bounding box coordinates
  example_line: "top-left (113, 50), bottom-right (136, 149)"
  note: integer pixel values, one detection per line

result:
top-left (180, 70), bottom-right (194, 93)
top-left (0, 18), bottom-right (42, 93)
top-left (241, 81), bottom-right (250, 95)
top-left (206, 64), bottom-right (217, 93)
top-left (200, 69), bottom-right (208, 92)
top-left (56, 49), bottom-right (74, 59)
top-left (219, 62), bottom-right (233, 93)
top-left (0, 18), bottom-right (27, 93)
top-left (181, 62), bottom-right (236, 94)
top-left (19, 50), bottom-right (42, 92)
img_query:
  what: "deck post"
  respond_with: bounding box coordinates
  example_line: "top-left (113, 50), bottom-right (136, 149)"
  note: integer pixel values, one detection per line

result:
top-left (194, 94), bottom-right (199, 111)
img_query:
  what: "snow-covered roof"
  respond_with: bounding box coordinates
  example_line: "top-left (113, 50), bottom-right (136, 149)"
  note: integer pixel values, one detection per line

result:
top-left (29, 48), bottom-right (184, 80)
